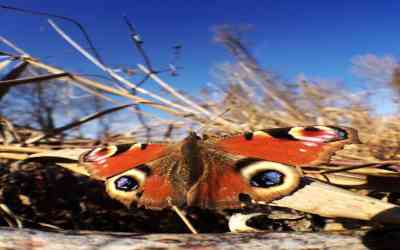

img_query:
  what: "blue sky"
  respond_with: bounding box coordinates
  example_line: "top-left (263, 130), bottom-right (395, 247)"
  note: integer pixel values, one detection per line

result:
top-left (1, 1), bottom-right (400, 95)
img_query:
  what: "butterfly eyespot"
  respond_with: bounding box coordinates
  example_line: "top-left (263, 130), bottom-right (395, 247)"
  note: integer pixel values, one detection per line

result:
top-left (239, 161), bottom-right (301, 202)
top-left (105, 168), bottom-right (148, 207)
top-left (317, 126), bottom-right (348, 140)
top-left (289, 126), bottom-right (347, 142)
top-left (82, 145), bottom-right (118, 162)
top-left (115, 175), bottom-right (139, 191)
top-left (250, 170), bottom-right (284, 188)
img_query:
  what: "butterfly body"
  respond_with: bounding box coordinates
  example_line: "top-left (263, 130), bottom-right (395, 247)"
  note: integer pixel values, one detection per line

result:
top-left (80, 126), bottom-right (358, 210)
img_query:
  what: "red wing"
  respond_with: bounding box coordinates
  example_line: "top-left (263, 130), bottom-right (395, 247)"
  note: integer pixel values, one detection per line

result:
top-left (103, 156), bottom-right (181, 210)
top-left (80, 143), bottom-right (170, 179)
top-left (95, 144), bottom-right (184, 210)
top-left (186, 154), bottom-right (302, 209)
top-left (187, 157), bottom-right (252, 209)
top-left (215, 126), bottom-right (359, 166)
top-left (139, 174), bottom-right (174, 208)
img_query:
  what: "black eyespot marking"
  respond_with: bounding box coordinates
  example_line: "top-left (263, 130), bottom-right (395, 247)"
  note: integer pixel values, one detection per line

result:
top-left (136, 164), bottom-right (151, 175)
top-left (244, 132), bottom-right (253, 140)
top-left (303, 126), bottom-right (320, 131)
top-left (238, 193), bottom-right (252, 204)
top-left (250, 170), bottom-right (284, 188)
top-left (115, 144), bottom-right (135, 154)
top-left (140, 143), bottom-right (148, 150)
top-left (329, 127), bottom-right (348, 139)
top-left (115, 176), bottom-right (139, 191)
top-left (235, 158), bottom-right (260, 171)
top-left (264, 128), bottom-right (295, 140)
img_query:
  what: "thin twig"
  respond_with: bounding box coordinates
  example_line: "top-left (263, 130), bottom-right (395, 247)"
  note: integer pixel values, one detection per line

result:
top-left (0, 72), bottom-right (69, 87)
top-left (123, 15), bottom-right (153, 72)
top-left (0, 145), bottom-right (49, 153)
top-left (171, 205), bottom-right (198, 234)
top-left (24, 58), bottom-right (188, 116)
top-left (0, 4), bottom-right (104, 63)
top-left (123, 16), bottom-right (153, 141)
top-left (0, 204), bottom-right (23, 228)
top-left (68, 79), bottom-right (167, 122)
top-left (137, 64), bottom-right (213, 117)
top-left (0, 58), bottom-right (12, 72)
top-left (0, 36), bottom-right (28, 55)
top-left (48, 19), bottom-right (200, 115)
top-left (25, 104), bottom-right (136, 144)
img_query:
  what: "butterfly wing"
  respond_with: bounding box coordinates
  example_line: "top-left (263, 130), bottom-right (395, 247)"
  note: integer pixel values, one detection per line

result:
top-left (214, 126), bottom-right (359, 166)
top-left (80, 143), bottom-right (170, 179)
top-left (104, 155), bottom-right (185, 209)
top-left (78, 126), bottom-right (359, 210)
top-left (187, 126), bottom-right (359, 209)
top-left (186, 150), bottom-right (303, 209)
top-left (80, 142), bottom-right (183, 209)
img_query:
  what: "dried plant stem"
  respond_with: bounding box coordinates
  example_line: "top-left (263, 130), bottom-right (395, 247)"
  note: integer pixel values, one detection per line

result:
top-left (24, 59), bottom-right (185, 116)
top-left (69, 81), bottom-right (167, 122)
top-left (138, 64), bottom-right (240, 130)
top-left (137, 64), bottom-right (212, 116)
top-left (0, 58), bottom-right (12, 72)
top-left (48, 19), bottom-right (200, 115)
top-left (0, 145), bottom-right (48, 153)
top-left (0, 153), bottom-right (29, 160)
top-left (25, 104), bottom-right (136, 144)
top-left (171, 205), bottom-right (198, 234)
top-left (48, 20), bottom-right (241, 131)
top-left (0, 72), bottom-right (69, 87)
top-left (0, 36), bottom-right (28, 55)
top-left (239, 62), bottom-right (307, 122)
top-left (0, 204), bottom-right (22, 228)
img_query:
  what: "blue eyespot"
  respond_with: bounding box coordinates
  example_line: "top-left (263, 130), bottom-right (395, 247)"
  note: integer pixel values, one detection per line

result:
top-left (250, 171), bottom-right (284, 188)
top-left (115, 176), bottom-right (139, 191)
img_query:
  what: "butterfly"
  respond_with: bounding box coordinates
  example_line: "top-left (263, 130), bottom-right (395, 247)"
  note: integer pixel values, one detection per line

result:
top-left (79, 125), bottom-right (359, 210)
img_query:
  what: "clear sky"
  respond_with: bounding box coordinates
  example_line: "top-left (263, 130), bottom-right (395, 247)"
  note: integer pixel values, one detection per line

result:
top-left (1, 1), bottom-right (400, 94)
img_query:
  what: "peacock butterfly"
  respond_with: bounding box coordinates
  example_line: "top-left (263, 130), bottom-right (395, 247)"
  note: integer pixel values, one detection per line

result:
top-left (79, 126), bottom-right (359, 210)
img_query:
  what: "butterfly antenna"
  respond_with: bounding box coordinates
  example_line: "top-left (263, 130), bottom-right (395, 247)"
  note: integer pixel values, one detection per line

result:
top-left (171, 205), bottom-right (198, 234)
